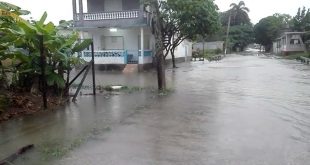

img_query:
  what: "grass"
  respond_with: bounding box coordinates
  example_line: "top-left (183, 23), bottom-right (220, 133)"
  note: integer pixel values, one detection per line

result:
top-left (281, 52), bottom-right (310, 60)
top-left (39, 126), bottom-right (112, 160)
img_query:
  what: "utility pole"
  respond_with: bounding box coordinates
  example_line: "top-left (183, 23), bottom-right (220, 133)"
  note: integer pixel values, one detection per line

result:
top-left (224, 14), bottom-right (231, 55)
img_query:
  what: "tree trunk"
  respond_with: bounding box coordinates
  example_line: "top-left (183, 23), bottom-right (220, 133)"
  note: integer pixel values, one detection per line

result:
top-left (57, 62), bottom-right (65, 96)
top-left (151, 0), bottom-right (166, 91)
top-left (156, 53), bottom-right (166, 90)
top-left (171, 48), bottom-right (177, 68)
top-left (0, 63), bottom-right (8, 90)
top-left (64, 69), bottom-right (70, 96)
top-left (265, 44), bottom-right (272, 52)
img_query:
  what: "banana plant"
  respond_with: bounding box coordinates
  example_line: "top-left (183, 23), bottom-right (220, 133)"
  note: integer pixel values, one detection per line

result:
top-left (1, 3), bottom-right (92, 94)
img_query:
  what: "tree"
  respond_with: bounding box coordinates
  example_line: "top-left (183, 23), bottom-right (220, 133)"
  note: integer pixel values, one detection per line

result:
top-left (229, 24), bottom-right (254, 51)
top-left (0, 1), bottom-right (29, 90)
top-left (145, 0), bottom-right (219, 90)
top-left (160, 0), bottom-right (220, 68)
top-left (218, 1), bottom-right (252, 52)
top-left (292, 7), bottom-right (310, 43)
top-left (0, 2), bottom-right (91, 96)
top-left (292, 7), bottom-right (310, 32)
top-left (228, 1), bottom-right (250, 26)
top-left (147, 0), bottom-right (166, 90)
top-left (254, 14), bottom-right (290, 52)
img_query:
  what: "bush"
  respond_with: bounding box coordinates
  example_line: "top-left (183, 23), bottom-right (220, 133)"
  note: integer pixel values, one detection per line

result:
top-left (0, 94), bottom-right (9, 112)
top-left (214, 48), bottom-right (222, 54)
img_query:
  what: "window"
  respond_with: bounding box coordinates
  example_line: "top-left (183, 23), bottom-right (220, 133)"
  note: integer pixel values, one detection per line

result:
top-left (101, 36), bottom-right (124, 50)
top-left (290, 39), bottom-right (301, 45)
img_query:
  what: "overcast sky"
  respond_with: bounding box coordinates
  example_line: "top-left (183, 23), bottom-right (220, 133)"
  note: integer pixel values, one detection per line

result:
top-left (2, 0), bottom-right (310, 24)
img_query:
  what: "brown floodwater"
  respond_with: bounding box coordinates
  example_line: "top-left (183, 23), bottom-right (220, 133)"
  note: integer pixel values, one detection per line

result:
top-left (1, 54), bottom-right (310, 165)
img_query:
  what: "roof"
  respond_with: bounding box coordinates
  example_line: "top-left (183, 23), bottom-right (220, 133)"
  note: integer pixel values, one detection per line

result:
top-left (275, 31), bottom-right (306, 40)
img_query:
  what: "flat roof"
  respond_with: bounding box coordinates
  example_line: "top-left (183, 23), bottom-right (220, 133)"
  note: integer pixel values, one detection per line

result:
top-left (275, 31), bottom-right (306, 40)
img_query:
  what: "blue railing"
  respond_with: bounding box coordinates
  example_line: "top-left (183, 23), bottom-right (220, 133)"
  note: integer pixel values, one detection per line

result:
top-left (83, 50), bottom-right (126, 57)
top-left (124, 50), bottom-right (128, 64)
top-left (80, 50), bottom-right (152, 64)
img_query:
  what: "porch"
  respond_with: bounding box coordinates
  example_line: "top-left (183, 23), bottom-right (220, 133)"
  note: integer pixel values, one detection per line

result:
top-left (79, 27), bottom-right (154, 65)
top-left (80, 50), bottom-right (153, 65)
top-left (273, 32), bottom-right (306, 54)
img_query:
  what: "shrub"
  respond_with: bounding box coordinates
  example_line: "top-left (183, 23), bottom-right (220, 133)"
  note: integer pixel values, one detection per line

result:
top-left (0, 94), bottom-right (9, 112)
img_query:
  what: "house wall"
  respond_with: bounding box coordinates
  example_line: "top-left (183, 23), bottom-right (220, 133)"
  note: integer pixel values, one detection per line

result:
top-left (273, 42), bottom-right (280, 54)
top-left (122, 0), bottom-right (140, 10)
top-left (79, 28), bottom-right (192, 64)
top-left (193, 41), bottom-right (224, 51)
top-left (81, 27), bottom-right (152, 52)
top-left (273, 33), bottom-right (306, 54)
top-left (165, 40), bottom-right (192, 61)
top-left (87, 0), bottom-right (104, 13)
top-left (104, 0), bottom-right (122, 11)
top-left (87, 0), bottom-right (140, 13)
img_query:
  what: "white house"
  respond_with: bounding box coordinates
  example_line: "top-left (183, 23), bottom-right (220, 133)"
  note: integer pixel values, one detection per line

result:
top-left (273, 32), bottom-right (306, 55)
top-left (193, 41), bottom-right (224, 51)
top-left (72, 0), bottom-right (192, 70)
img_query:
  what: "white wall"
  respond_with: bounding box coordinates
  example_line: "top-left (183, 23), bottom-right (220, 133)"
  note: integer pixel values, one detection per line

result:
top-left (193, 41), bottom-right (224, 51)
top-left (79, 28), bottom-right (192, 62)
top-left (85, 28), bottom-right (152, 52)
top-left (104, 0), bottom-right (122, 11)
top-left (165, 40), bottom-right (192, 60)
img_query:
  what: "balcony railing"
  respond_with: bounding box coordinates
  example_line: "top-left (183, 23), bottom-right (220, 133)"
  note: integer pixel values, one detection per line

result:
top-left (79, 50), bottom-right (153, 64)
top-left (81, 50), bottom-right (127, 64)
top-left (283, 44), bottom-right (306, 51)
top-left (83, 10), bottom-right (140, 21)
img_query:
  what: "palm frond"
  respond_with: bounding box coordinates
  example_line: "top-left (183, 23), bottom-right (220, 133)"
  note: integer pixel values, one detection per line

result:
top-left (242, 7), bottom-right (250, 12)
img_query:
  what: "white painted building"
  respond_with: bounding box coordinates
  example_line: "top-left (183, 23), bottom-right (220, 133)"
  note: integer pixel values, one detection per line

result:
top-left (273, 32), bottom-right (306, 55)
top-left (72, 0), bottom-right (192, 69)
top-left (193, 41), bottom-right (224, 51)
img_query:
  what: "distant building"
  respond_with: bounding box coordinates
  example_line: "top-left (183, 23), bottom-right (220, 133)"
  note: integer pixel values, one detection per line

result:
top-left (273, 32), bottom-right (306, 55)
top-left (193, 41), bottom-right (224, 51)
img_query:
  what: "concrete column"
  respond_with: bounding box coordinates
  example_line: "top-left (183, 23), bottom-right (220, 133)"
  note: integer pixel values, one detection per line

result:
top-left (72, 0), bottom-right (77, 21)
top-left (140, 27), bottom-right (144, 64)
top-left (140, 1), bottom-right (144, 19)
top-left (78, 0), bottom-right (84, 22)
top-left (285, 35), bottom-right (288, 51)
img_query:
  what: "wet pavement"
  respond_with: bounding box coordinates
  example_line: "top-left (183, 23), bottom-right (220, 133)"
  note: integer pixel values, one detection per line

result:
top-left (1, 54), bottom-right (310, 164)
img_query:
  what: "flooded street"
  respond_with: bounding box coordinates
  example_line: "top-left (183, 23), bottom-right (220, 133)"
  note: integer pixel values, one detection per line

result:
top-left (1, 54), bottom-right (310, 164)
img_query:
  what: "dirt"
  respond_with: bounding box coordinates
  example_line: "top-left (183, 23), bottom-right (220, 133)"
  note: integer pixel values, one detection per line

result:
top-left (0, 91), bottom-right (66, 122)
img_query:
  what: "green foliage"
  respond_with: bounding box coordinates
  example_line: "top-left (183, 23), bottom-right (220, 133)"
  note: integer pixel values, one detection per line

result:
top-left (221, 1), bottom-right (251, 26)
top-left (0, 94), bottom-right (9, 112)
top-left (291, 7), bottom-right (310, 43)
top-left (292, 7), bottom-right (310, 32)
top-left (210, 1), bottom-right (253, 51)
top-left (254, 14), bottom-right (289, 52)
top-left (166, 0), bottom-right (220, 39)
top-left (229, 24), bottom-right (254, 51)
top-left (281, 52), bottom-right (308, 60)
top-left (72, 39), bottom-right (92, 53)
top-left (0, 2), bottom-right (91, 94)
top-left (0, 1), bottom-right (30, 15)
top-left (254, 7), bottom-right (310, 52)
top-left (159, 0), bottom-right (220, 57)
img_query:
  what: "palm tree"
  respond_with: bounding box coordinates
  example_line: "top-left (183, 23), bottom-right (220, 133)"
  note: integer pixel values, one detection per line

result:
top-left (229, 1), bottom-right (250, 25)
